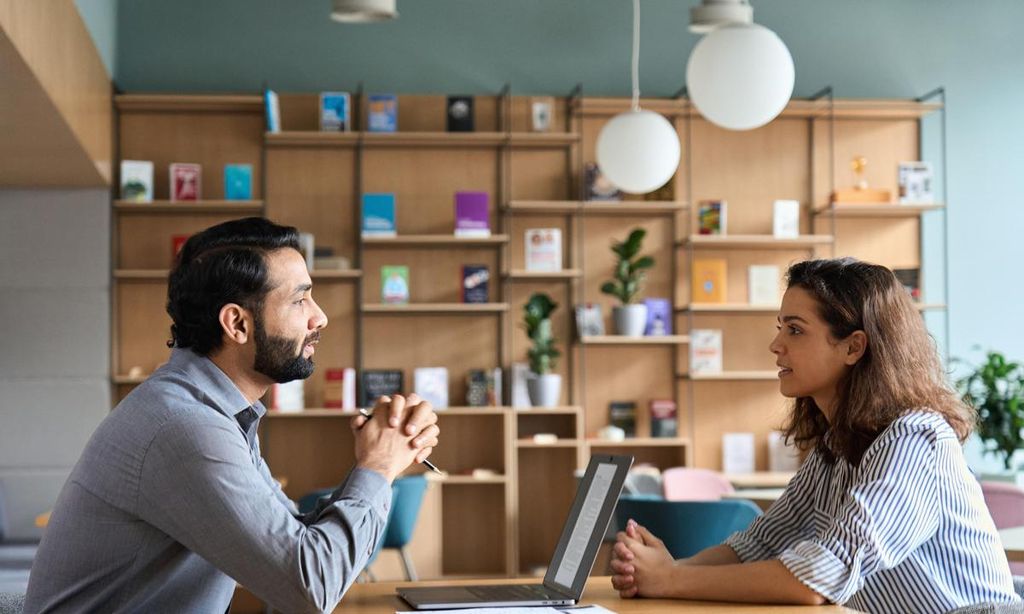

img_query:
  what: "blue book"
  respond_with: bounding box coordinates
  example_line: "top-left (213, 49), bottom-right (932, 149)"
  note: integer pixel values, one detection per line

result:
top-left (362, 193), bottom-right (396, 237)
top-left (264, 88), bottom-right (280, 133)
top-left (224, 164), bottom-right (253, 200)
top-left (319, 92), bottom-right (350, 131)
top-left (367, 94), bottom-right (398, 132)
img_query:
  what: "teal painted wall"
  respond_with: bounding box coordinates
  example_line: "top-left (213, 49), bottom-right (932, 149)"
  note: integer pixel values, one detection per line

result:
top-left (74, 0), bottom-right (117, 76)
top-left (111, 0), bottom-right (1024, 471)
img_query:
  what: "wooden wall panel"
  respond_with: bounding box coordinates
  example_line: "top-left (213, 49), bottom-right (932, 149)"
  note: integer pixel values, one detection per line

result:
top-left (517, 447), bottom-right (577, 573)
top-left (304, 282), bottom-right (357, 407)
top-left (442, 484), bottom-right (506, 574)
top-left (509, 149), bottom-right (573, 201)
top-left (362, 248), bottom-right (499, 304)
top-left (118, 212), bottom-right (257, 269)
top-left (116, 281), bottom-right (173, 375)
top-left (691, 382), bottom-right (791, 470)
top-left (581, 346), bottom-right (676, 438)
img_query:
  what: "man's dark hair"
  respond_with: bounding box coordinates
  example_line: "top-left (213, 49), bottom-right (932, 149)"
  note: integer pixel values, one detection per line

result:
top-left (166, 217), bottom-right (300, 356)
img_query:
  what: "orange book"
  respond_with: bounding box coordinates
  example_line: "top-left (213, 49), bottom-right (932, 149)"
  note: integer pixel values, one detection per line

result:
top-left (692, 259), bottom-right (727, 303)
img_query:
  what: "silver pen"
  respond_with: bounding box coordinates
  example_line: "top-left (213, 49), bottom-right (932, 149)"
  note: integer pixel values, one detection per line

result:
top-left (357, 407), bottom-right (443, 474)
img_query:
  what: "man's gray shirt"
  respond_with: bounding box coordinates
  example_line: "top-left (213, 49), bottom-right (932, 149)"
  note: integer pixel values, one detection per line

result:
top-left (25, 348), bottom-right (390, 613)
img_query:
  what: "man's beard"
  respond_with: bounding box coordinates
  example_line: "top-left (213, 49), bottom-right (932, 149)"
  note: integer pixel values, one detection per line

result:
top-left (253, 315), bottom-right (317, 384)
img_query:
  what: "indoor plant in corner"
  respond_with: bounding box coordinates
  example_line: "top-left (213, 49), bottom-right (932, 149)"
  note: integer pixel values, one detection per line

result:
top-left (957, 350), bottom-right (1024, 485)
top-left (523, 292), bottom-right (561, 408)
top-left (600, 228), bottom-right (654, 336)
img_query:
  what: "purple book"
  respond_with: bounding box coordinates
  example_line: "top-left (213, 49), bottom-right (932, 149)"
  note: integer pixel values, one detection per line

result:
top-left (454, 192), bottom-right (490, 237)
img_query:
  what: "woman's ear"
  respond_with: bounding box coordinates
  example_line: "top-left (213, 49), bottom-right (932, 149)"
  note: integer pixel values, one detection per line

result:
top-left (843, 330), bottom-right (868, 366)
top-left (219, 303), bottom-right (252, 346)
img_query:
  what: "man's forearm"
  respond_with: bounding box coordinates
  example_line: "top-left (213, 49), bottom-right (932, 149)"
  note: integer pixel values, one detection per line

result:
top-left (661, 559), bottom-right (825, 605)
top-left (677, 544), bottom-right (741, 566)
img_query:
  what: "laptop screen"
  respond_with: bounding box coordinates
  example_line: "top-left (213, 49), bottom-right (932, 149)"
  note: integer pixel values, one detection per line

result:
top-left (544, 454), bottom-right (633, 597)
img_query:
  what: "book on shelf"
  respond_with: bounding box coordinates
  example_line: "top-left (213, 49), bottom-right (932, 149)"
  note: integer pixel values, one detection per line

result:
top-left (524, 228), bottom-right (562, 272)
top-left (319, 91), bottom-right (351, 131)
top-left (361, 193), bottom-right (397, 237)
top-left (690, 329), bottom-right (723, 375)
top-left (268, 379), bottom-right (304, 412)
top-left (748, 265), bottom-right (781, 305)
top-left (297, 232), bottom-right (315, 272)
top-left (722, 432), bottom-right (756, 474)
top-left (692, 259), bottom-right (727, 303)
top-left (454, 191), bottom-right (491, 237)
top-left (367, 93), bottom-right (398, 132)
top-left (609, 401), bottom-right (637, 437)
top-left (224, 164), bottom-right (253, 201)
top-left (264, 88), bottom-right (281, 133)
top-left (772, 199), bottom-right (800, 239)
top-left (324, 367), bottom-right (357, 411)
top-left (461, 265), bottom-right (490, 303)
top-left (649, 399), bottom-right (677, 438)
top-left (531, 97), bottom-right (553, 132)
top-left (381, 265), bottom-right (410, 304)
top-left (768, 431), bottom-right (800, 472)
top-left (314, 252), bottom-right (351, 271)
top-left (169, 163), bottom-right (201, 202)
top-left (898, 161), bottom-right (934, 204)
top-left (446, 95), bottom-right (474, 132)
top-left (584, 162), bottom-right (622, 201)
top-left (171, 234), bottom-right (190, 259)
top-left (892, 268), bottom-right (921, 301)
top-left (119, 160), bottom-right (153, 202)
top-left (643, 298), bottom-right (672, 336)
top-left (698, 200), bottom-right (727, 235)
top-left (466, 368), bottom-right (502, 407)
top-left (510, 362), bottom-right (531, 408)
top-left (574, 303), bottom-right (605, 337)
top-left (414, 367), bottom-right (449, 409)
top-left (360, 369), bottom-right (403, 408)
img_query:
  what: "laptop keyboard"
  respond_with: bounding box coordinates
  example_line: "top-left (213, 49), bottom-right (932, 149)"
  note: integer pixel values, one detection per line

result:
top-left (467, 584), bottom-right (564, 601)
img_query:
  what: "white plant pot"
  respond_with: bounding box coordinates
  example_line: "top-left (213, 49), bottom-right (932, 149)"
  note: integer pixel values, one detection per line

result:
top-left (527, 373), bottom-right (562, 408)
top-left (613, 304), bottom-right (648, 336)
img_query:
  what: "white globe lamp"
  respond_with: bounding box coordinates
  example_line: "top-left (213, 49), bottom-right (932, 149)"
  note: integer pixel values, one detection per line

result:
top-left (597, 110), bottom-right (680, 194)
top-left (686, 23), bottom-right (795, 131)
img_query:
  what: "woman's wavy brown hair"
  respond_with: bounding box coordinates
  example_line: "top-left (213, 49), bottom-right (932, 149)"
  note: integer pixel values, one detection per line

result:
top-left (781, 258), bottom-right (974, 466)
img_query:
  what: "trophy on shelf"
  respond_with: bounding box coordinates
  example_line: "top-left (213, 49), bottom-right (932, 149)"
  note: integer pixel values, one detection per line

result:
top-left (831, 154), bottom-right (892, 204)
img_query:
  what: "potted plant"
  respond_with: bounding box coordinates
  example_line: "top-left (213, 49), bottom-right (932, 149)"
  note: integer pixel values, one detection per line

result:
top-left (957, 350), bottom-right (1024, 483)
top-left (523, 292), bottom-right (562, 408)
top-left (600, 228), bottom-right (654, 336)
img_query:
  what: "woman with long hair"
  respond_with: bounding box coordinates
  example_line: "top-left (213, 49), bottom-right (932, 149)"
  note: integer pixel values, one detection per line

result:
top-left (611, 258), bottom-right (1020, 613)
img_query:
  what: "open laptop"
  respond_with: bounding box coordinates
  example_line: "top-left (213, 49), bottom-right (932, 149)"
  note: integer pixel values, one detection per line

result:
top-left (398, 454), bottom-right (634, 610)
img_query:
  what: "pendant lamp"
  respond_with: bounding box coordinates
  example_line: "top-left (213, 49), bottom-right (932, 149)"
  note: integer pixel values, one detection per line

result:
top-left (331, 0), bottom-right (398, 23)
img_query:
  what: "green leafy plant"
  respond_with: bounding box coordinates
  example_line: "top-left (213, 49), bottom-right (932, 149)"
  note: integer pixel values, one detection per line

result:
top-left (522, 293), bottom-right (560, 375)
top-left (957, 351), bottom-right (1024, 471)
top-left (600, 228), bottom-right (654, 305)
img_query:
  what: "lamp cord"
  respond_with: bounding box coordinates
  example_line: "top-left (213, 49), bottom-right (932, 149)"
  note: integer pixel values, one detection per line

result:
top-left (631, 0), bottom-right (640, 111)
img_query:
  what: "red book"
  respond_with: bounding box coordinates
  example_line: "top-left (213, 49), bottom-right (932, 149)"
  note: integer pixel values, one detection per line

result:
top-left (170, 163), bottom-right (202, 201)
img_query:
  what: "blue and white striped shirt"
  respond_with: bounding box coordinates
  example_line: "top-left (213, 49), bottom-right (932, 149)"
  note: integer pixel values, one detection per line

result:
top-left (725, 411), bottom-right (1021, 613)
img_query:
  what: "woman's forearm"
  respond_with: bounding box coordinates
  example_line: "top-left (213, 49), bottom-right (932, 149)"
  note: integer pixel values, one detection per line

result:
top-left (677, 544), bottom-right (741, 566)
top-left (660, 559), bottom-right (825, 605)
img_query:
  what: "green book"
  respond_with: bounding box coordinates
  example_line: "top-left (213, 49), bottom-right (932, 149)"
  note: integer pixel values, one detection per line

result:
top-left (381, 265), bottom-right (409, 304)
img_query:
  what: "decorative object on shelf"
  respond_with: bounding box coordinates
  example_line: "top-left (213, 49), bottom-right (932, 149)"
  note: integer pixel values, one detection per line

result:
top-left (722, 432), bottom-right (756, 473)
top-left (596, 0), bottom-right (680, 194)
top-left (414, 367), bottom-right (449, 409)
top-left (584, 163), bottom-right (623, 202)
top-left (768, 431), bottom-right (800, 472)
top-left (169, 163), bottom-right (201, 201)
top-left (461, 265), bottom-right (490, 304)
top-left (531, 433), bottom-right (559, 445)
top-left (319, 91), bottom-right (351, 131)
top-left (446, 95), bottom-right (474, 132)
top-left (832, 155), bottom-right (892, 203)
top-left (690, 329), bottom-right (723, 374)
top-left (119, 160), bottom-right (153, 202)
top-left (574, 303), bottom-right (605, 338)
top-left (892, 268), bottom-right (921, 302)
top-left (324, 367), bottom-right (357, 411)
top-left (127, 365), bottom-right (145, 379)
top-left (359, 369), bottom-right (403, 408)
top-left (772, 199), bottom-right (800, 238)
top-left (650, 399), bottom-right (678, 438)
top-left (466, 368), bottom-right (502, 407)
top-left (330, 0), bottom-right (397, 22)
top-left (361, 193), bottom-right (396, 237)
top-left (269, 379), bottom-right (304, 413)
top-left (510, 362), bottom-right (531, 409)
top-left (956, 351), bottom-right (1024, 472)
top-left (367, 93), bottom-right (398, 132)
top-left (643, 298), bottom-right (672, 336)
top-left (381, 265), bottom-right (410, 304)
top-left (297, 232), bottom-right (315, 271)
top-left (601, 228), bottom-right (654, 336)
top-left (898, 161), bottom-right (934, 204)
top-left (264, 88), bottom-right (281, 133)
top-left (698, 200), bottom-right (727, 235)
top-left (224, 164), bottom-right (253, 201)
top-left (531, 97), bottom-right (553, 132)
top-left (524, 228), bottom-right (562, 272)
top-left (609, 401), bottom-right (637, 437)
top-left (686, 22), bottom-right (794, 131)
top-left (454, 191), bottom-right (490, 237)
top-left (747, 265), bottom-right (781, 305)
top-left (171, 234), bottom-right (190, 259)
top-left (313, 253), bottom-right (351, 271)
top-left (597, 424), bottom-right (626, 442)
top-left (692, 258), bottom-right (727, 303)
top-left (522, 292), bottom-right (562, 408)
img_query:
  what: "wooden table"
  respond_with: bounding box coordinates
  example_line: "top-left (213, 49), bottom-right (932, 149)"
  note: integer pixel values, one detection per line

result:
top-left (1000, 526), bottom-right (1024, 562)
top-left (333, 577), bottom-right (859, 613)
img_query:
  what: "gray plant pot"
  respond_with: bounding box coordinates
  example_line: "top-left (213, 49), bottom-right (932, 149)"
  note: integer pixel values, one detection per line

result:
top-left (613, 304), bottom-right (648, 336)
top-left (527, 373), bottom-right (562, 408)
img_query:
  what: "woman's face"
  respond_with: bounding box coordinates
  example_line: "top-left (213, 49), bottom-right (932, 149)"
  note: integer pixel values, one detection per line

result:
top-left (769, 287), bottom-right (865, 416)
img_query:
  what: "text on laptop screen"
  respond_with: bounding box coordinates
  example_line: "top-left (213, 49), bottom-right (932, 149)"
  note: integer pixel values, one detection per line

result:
top-left (553, 462), bottom-right (618, 587)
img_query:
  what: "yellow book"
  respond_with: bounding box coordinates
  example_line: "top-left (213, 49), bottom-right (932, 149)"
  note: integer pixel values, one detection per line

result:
top-left (692, 259), bottom-right (727, 303)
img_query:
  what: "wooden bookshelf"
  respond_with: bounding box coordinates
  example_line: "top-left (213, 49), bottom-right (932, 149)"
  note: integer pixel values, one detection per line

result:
top-left (678, 303), bottom-right (780, 314)
top-left (114, 200), bottom-right (264, 214)
top-left (362, 235), bottom-right (509, 247)
top-left (681, 234), bottom-right (834, 249)
top-left (579, 335), bottom-right (690, 346)
top-left (361, 303), bottom-right (509, 314)
top-left (812, 202), bottom-right (945, 217)
top-left (504, 269), bottom-right (582, 281)
top-left (679, 371), bottom-right (779, 381)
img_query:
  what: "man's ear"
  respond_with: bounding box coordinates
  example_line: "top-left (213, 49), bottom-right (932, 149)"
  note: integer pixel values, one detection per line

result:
top-left (219, 303), bottom-right (253, 346)
top-left (843, 330), bottom-right (868, 366)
